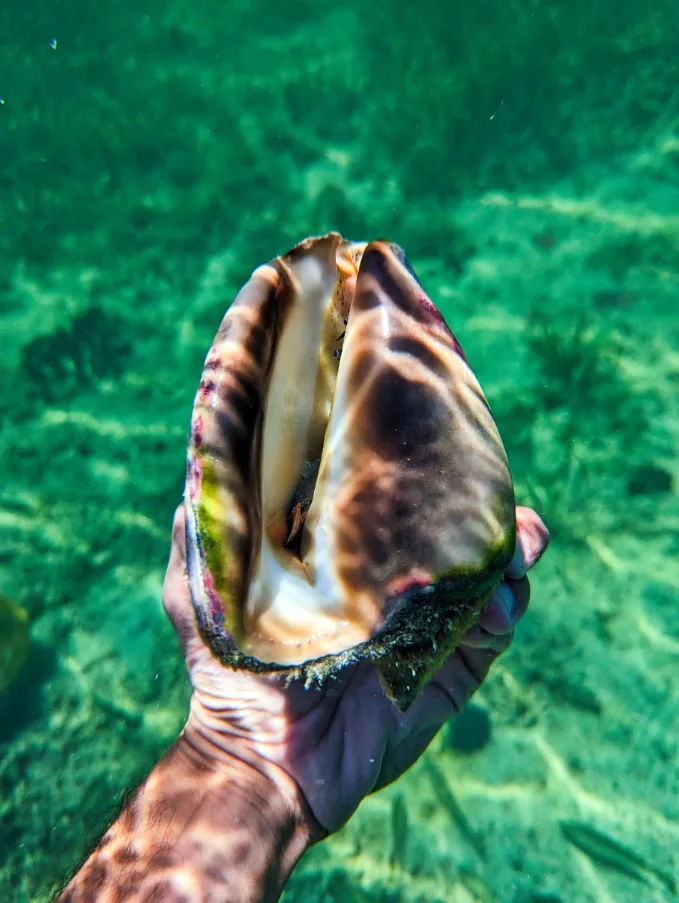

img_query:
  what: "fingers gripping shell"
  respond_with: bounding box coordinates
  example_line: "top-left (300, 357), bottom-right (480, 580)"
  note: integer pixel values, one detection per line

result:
top-left (185, 233), bottom-right (515, 709)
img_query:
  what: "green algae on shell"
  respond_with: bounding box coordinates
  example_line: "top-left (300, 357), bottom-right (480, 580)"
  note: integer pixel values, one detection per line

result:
top-left (184, 233), bottom-right (515, 709)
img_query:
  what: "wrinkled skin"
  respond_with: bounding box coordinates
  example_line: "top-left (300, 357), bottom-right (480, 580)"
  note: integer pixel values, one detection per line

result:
top-left (164, 504), bottom-right (549, 836)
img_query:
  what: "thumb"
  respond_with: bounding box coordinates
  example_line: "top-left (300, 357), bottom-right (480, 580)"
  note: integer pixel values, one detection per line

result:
top-left (162, 503), bottom-right (204, 660)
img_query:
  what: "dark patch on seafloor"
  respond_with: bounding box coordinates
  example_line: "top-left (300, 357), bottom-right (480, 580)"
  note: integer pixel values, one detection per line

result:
top-left (626, 463), bottom-right (673, 496)
top-left (0, 640), bottom-right (58, 743)
top-left (445, 702), bottom-right (492, 754)
top-left (19, 307), bottom-right (132, 404)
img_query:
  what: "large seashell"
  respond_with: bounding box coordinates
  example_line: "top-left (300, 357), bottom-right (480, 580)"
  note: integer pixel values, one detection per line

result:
top-left (185, 233), bottom-right (515, 709)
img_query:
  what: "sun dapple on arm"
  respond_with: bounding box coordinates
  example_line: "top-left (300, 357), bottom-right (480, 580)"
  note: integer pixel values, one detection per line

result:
top-left (57, 728), bottom-right (314, 903)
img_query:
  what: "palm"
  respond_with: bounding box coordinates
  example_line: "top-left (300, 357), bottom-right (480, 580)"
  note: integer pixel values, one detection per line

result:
top-left (164, 505), bottom-right (548, 835)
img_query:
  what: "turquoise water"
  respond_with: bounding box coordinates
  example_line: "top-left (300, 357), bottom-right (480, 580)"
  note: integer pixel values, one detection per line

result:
top-left (1, 1), bottom-right (679, 900)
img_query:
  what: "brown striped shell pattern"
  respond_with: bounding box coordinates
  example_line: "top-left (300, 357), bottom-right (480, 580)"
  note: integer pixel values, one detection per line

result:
top-left (185, 233), bottom-right (516, 709)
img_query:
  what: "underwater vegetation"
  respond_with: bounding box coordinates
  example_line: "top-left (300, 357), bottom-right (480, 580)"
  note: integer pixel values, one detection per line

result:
top-left (422, 758), bottom-right (486, 859)
top-left (19, 307), bottom-right (132, 404)
top-left (2, 0), bottom-right (678, 275)
top-left (360, 0), bottom-right (679, 198)
top-left (496, 310), bottom-right (673, 546)
top-left (0, 596), bottom-right (29, 693)
top-left (390, 794), bottom-right (409, 872)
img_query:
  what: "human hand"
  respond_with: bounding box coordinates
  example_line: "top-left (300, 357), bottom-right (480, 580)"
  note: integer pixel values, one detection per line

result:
top-left (164, 503), bottom-right (549, 838)
top-left (57, 505), bottom-right (547, 903)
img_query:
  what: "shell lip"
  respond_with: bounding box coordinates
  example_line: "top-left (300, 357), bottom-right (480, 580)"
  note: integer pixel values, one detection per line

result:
top-left (191, 514), bottom-right (516, 711)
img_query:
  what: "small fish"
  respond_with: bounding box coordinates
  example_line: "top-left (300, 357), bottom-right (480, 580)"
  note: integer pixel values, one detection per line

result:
top-left (560, 820), bottom-right (677, 895)
top-left (390, 793), bottom-right (409, 869)
top-left (423, 758), bottom-right (486, 858)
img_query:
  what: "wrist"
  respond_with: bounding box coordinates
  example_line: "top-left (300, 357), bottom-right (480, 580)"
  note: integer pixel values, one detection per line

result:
top-left (174, 730), bottom-right (315, 901)
top-left (182, 691), bottom-right (324, 839)
top-left (59, 729), bottom-right (314, 903)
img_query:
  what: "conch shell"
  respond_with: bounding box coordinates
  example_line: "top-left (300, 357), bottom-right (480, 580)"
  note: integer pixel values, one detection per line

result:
top-left (185, 233), bottom-right (515, 709)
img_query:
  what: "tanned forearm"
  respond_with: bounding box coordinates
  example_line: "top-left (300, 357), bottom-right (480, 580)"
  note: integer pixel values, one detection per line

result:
top-left (57, 733), bottom-right (313, 903)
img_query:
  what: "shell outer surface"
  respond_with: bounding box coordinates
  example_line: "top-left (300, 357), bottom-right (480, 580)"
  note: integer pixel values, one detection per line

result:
top-left (184, 233), bottom-right (516, 709)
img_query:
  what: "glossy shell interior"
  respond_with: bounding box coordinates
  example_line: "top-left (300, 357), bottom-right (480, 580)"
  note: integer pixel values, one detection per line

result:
top-left (184, 233), bottom-right (516, 708)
